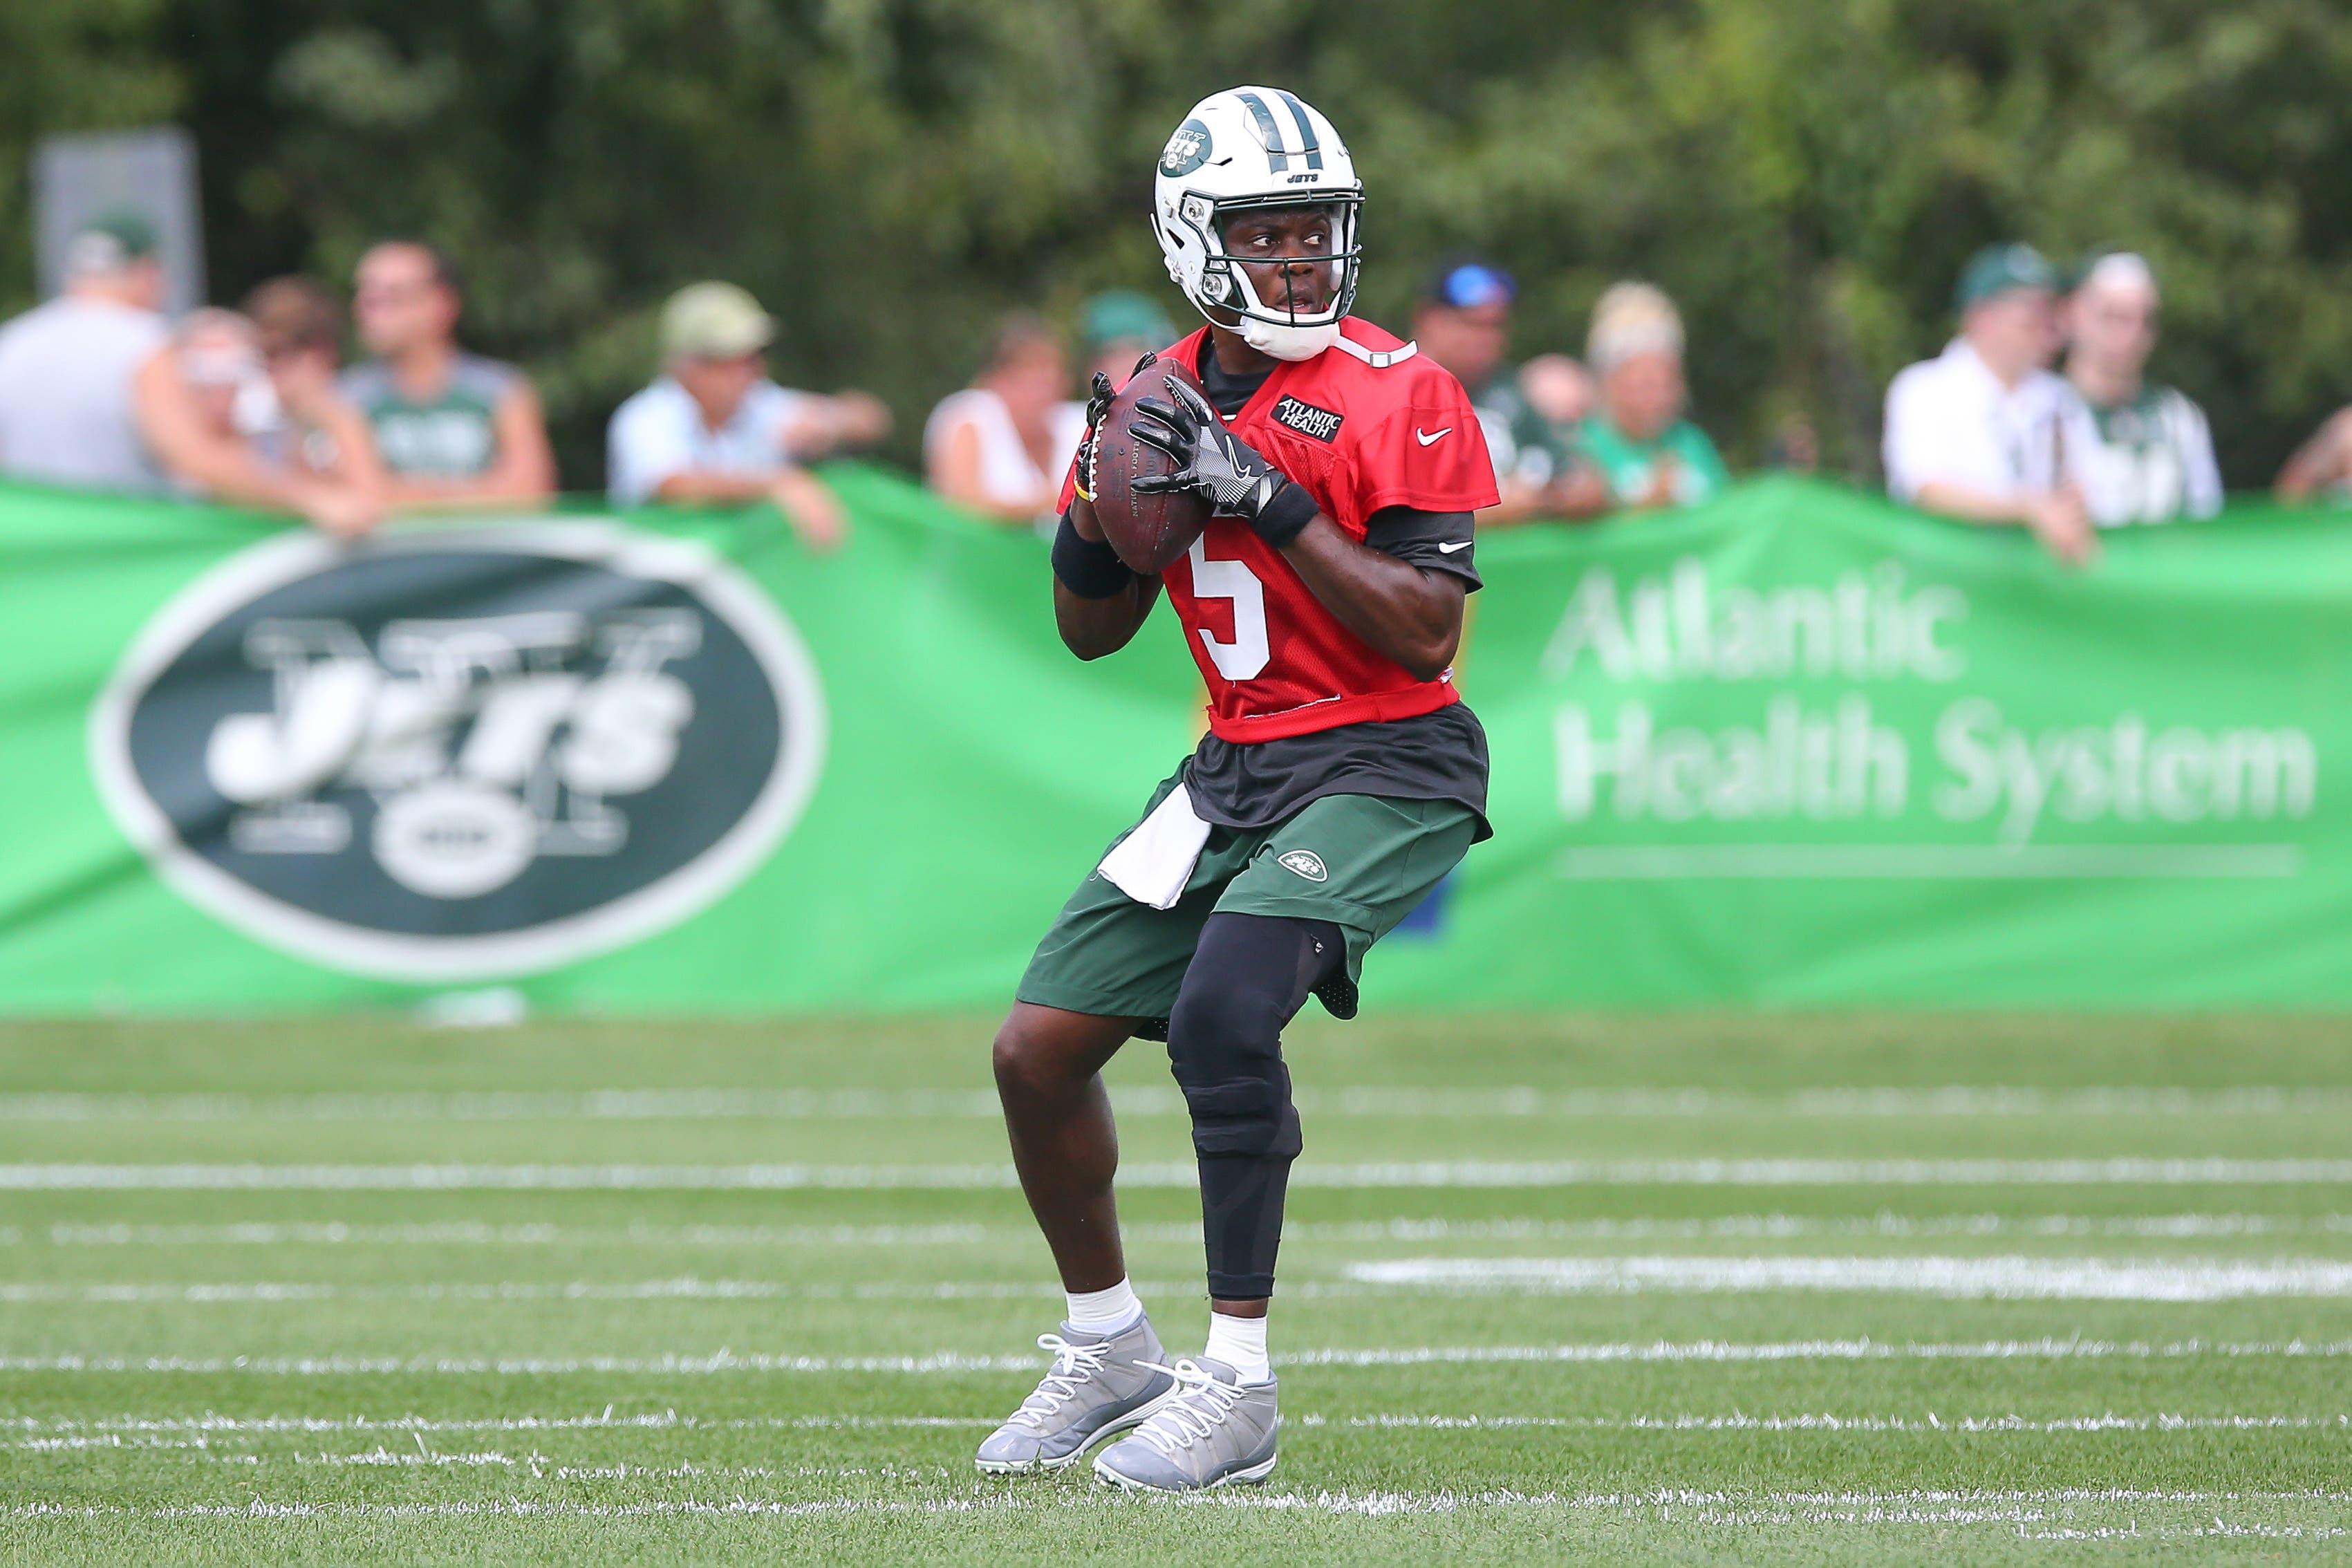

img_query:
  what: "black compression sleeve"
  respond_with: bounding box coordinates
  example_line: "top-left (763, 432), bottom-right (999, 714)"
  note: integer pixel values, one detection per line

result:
top-left (1164, 912), bottom-right (1345, 1300)
top-left (1050, 513), bottom-right (1136, 598)
top-left (1363, 506), bottom-right (1480, 587)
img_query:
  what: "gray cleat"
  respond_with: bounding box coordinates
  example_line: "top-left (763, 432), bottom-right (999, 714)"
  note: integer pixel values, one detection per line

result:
top-left (1091, 1357), bottom-right (1278, 1492)
top-left (976, 1318), bottom-right (1179, 1474)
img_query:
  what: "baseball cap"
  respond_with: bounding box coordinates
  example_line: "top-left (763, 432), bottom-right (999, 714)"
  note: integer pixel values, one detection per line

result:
top-left (1954, 243), bottom-right (2057, 312)
top-left (1427, 260), bottom-right (1517, 310)
top-left (1587, 281), bottom-right (1685, 374)
top-left (1079, 290), bottom-right (1175, 352)
top-left (661, 281), bottom-right (774, 359)
top-left (2067, 250), bottom-right (2159, 299)
top-left (64, 207), bottom-right (161, 277)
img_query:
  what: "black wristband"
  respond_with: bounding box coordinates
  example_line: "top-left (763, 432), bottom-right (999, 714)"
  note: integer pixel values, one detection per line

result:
top-left (1250, 480), bottom-right (1319, 550)
top-left (1051, 513), bottom-right (1136, 598)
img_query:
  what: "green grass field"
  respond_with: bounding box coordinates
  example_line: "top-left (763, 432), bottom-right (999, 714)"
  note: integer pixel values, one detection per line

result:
top-left (2, 1011), bottom-right (2350, 1565)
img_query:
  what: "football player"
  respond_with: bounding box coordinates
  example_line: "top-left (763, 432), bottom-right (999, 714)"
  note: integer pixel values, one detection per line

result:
top-left (977, 86), bottom-right (1497, 1492)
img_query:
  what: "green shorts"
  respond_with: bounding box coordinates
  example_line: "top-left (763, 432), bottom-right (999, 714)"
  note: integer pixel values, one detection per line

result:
top-left (1015, 771), bottom-right (1479, 1023)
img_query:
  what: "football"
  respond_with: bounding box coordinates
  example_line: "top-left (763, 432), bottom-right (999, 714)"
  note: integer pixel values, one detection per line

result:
top-left (1090, 355), bottom-right (1213, 575)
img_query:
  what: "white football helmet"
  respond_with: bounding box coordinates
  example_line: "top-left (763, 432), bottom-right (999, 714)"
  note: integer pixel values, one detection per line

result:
top-left (1152, 86), bottom-right (1363, 362)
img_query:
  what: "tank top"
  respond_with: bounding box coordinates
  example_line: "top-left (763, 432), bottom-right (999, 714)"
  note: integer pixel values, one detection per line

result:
top-left (924, 387), bottom-right (1083, 519)
top-left (340, 354), bottom-right (519, 478)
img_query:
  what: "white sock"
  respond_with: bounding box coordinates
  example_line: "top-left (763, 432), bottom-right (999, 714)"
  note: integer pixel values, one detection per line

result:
top-left (1203, 1311), bottom-right (1271, 1383)
top-left (1065, 1278), bottom-right (1144, 1334)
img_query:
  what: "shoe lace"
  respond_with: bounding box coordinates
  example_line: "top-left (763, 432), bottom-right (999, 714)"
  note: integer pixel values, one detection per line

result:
top-left (1005, 1334), bottom-right (1112, 1430)
top-left (1128, 1359), bottom-right (1242, 1457)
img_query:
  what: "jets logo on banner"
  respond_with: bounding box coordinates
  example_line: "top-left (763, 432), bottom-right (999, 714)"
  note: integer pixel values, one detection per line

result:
top-left (88, 521), bottom-right (827, 982)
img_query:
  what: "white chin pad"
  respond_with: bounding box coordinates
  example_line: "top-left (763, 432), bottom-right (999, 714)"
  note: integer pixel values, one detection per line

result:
top-left (1231, 263), bottom-right (1342, 361)
top-left (1240, 317), bottom-right (1341, 362)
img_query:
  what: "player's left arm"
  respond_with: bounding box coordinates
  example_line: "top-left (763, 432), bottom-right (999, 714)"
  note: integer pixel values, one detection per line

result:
top-left (1278, 515), bottom-right (1468, 681)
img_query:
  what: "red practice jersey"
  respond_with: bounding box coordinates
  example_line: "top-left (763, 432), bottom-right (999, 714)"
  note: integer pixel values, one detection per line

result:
top-left (1073, 318), bottom-right (1500, 743)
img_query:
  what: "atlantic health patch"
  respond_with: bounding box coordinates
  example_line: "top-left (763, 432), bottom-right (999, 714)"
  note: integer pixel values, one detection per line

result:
top-left (1271, 395), bottom-right (1343, 443)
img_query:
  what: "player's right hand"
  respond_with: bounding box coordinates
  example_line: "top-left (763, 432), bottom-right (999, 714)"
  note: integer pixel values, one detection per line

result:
top-left (1130, 380), bottom-right (1287, 519)
top-left (1073, 353), bottom-right (1156, 506)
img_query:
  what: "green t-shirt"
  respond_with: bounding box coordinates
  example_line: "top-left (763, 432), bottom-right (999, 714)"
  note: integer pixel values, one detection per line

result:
top-left (1574, 414), bottom-right (1731, 507)
top-left (339, 355), bottom-right (520, 479)
top-left (1468, 368), bottom-right (1569, 488)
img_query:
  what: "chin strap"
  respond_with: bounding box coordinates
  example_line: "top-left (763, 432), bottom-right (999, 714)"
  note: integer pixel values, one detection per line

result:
top-left (1238, 316), bottom-right (1341, 362)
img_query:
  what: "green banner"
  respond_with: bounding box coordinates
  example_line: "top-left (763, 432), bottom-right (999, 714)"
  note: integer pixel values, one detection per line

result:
top-left (1, 472), bottom-right (2348, 1013)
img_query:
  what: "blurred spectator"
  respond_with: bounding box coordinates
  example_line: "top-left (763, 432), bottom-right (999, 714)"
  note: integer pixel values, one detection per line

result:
top-left (1519, 353), bottom-right (1596, 436)
top-left (606, 281), bottom-right (848, 550)
top-left (2061, 252), bottom-right (2219, 525)
top-left (1074, 290), bottom-right (1177, 392)
top-left (1576, 283), bottom-right (1730, 510)
top-left (0, 208), bottom-right (170, 494)
top-left (2275, 408), bottom-right (2352, 503)
top-left (925, 314), bottom-right (1076, 526)
top-left (1883, 243), bottom-right (2095, 565)
top-left (1412, 261), bottom-right (1596, 522)
top-left (2275, 411), bottom-right (2352, 502)
top-left (343, 241), bottom-right (555, 508)
top-left (780, 385), bottom-right (891, 466)
top-left (1764, 409), bottom-right (1820, 474)
top-left (131, 299), bottom-right (382, 537)
top-left (243, 278), bottom-right (386, 495)
top-left (2269, 301), bottom-right (2352, 502)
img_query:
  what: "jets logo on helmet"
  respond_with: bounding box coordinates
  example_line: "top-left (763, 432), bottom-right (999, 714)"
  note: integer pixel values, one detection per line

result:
top-left (1160, 118), bottom-right (1213, 177)
top-left (1153, 86), bottom-right (1363, 362)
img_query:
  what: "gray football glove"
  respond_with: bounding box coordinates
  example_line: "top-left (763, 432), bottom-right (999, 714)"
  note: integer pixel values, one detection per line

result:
top-left (1129, 380), bottom-right (1316, 546)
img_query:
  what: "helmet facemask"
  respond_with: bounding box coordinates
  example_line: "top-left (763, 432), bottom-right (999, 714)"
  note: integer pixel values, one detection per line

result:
top-left (1177, 192), bottom-right (1363, 362)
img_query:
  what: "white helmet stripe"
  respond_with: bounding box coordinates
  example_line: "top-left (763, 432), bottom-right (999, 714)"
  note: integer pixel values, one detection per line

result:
top-left (1272, 89), bottom-right (1325, 171)
top-left (1233, 90), bottom-right (1290, 171)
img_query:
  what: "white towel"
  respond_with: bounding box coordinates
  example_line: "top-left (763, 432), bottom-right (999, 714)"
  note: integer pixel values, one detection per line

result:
top-left (1096, 783), bottom-right (1213, 910)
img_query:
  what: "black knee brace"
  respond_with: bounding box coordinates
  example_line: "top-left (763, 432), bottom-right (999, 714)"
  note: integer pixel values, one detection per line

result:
top-left (1164, 911), bottom-right (1343, 1299)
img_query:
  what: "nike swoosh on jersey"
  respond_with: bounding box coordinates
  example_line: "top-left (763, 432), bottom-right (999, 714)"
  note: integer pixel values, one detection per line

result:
top-left (1437, 539), bottom-right (1471, 553)
top-left (1415, 427), bottom-right (1453, 445)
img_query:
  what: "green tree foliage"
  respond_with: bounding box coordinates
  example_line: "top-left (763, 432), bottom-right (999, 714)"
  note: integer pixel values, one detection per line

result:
top-left (0, 0), bottom-right (182, 300)
top-left (3, 0), bottom-right (2348, 488)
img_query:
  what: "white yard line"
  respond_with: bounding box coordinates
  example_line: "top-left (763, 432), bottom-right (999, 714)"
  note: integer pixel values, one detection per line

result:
top-left (0, 1279), bottom-right (1114, 1305)
top-left (9, 1159), bottom-right (2352, 1190)
top-left (1281, 1337), bottom-right (2352, 1366)
top-left (21, 1251), bottom-right (2352, 1305)
top-left (6, 1486), bottom-right (2351, 1528)
top-left (35, 1221), bottom-right (993, 1248)
top-left (9, 1413), bottom-right (996, 1435)
top-left (1347, 1254), bottom-right (2352, 1300)
top-left (26, 1213), bottom-right (2352, 1248)
top-left (1, 1085), bottom-right (2342, 1121)
top-left (14, 1410), bottom-right (2345, 1443)
top-left (8, 1338), bottom-right (2352, 1376)
top-left (1309, 1412), bottom-right (2352, 1433)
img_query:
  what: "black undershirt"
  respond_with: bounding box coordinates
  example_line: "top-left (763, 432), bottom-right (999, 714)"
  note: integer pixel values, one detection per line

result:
top-left (1174, 343), bottom-right (1493, 841)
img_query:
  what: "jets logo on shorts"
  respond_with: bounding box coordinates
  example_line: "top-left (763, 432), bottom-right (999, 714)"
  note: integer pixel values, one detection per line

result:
top-left (1276, 848), bottom-right (1329, 883)
top-left (89, 521), bottom-right (826, 982)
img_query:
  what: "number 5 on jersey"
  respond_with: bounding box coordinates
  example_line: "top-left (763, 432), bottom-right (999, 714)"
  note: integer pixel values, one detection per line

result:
top-left (1187, 536), bottom-right (1270, 681)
